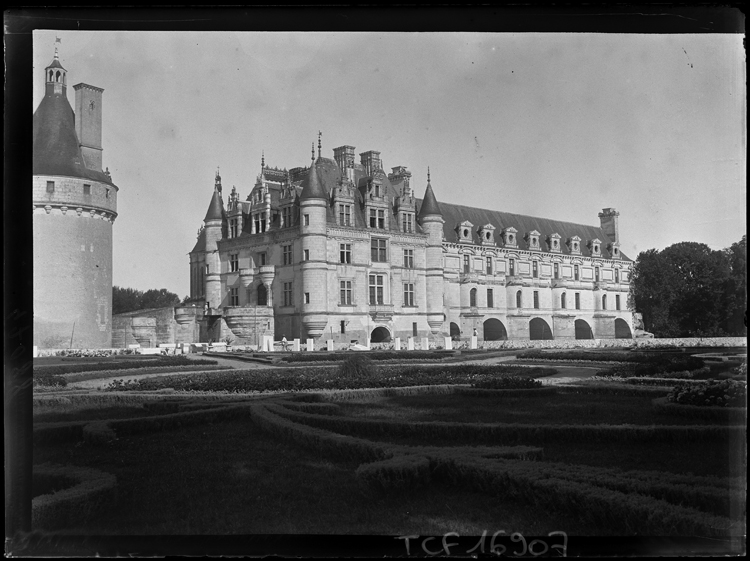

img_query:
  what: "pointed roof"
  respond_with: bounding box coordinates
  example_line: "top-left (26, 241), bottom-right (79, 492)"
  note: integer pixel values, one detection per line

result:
top-left (204, 189), bottom-right (224, 222)
top-left (417, 178), bottom-right (442, 219)
top-left (299, 158), bottom-right (329, 201)
top-left (32, 86), bottom-right (114, 186)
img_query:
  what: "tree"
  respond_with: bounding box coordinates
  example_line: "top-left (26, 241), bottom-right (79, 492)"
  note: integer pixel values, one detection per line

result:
top-left (724, 235), bottom-right (747, 335)
top-left (112, 286), bottom-right (181, 314)
top-left (629, 241), bottom-right (738, 337)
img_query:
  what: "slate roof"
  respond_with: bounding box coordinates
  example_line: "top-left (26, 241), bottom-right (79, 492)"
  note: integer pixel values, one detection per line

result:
top-left (417, 182), bottom-right (441, 218)
top-left (203, 189), bottom-right (224, 222)
top-left (32, 91), bottom-right (115, 186)
top-left (416, 199), bottom-right (629, 261)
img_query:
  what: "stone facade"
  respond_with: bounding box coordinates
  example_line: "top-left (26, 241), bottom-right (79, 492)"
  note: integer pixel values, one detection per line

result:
top-left (181, 142), bottom-right (635, 346)
top-left (33, 48), bottom-right (118, 349)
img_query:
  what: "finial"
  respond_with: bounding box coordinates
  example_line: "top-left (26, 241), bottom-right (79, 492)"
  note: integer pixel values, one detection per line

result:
top-left (427, 167), bottom-right (431, 184)
top-left (261, 151), bottom-right (265, 169)
top-left (311, 142), bottom-right (315, 163)
top-left (54, 36), bottom-right (61, 59)
top-left (318, 131), bottom-right (322, 159)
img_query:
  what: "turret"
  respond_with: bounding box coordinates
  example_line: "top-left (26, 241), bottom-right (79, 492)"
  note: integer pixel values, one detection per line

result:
top-left (418, 169), bottom-right (445, 334)
top-left (44, 46), bottom-right (67, 96)
top-left (300, 137), bottom-right (330, 338)
top-left (203, 170), bottom-right (225, 309)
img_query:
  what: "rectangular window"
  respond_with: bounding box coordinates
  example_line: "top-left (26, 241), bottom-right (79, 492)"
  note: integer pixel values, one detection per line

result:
top-left (253, 214), bottom-right (261, 233)
top-left (340, 320), bottom-right (346, 334)
top-left (369, 208), bottom-right (377, 228)
top-left (574, 265), bottom-right (580, 281)
top-left (377, 209), bottom-right (385, 229)
top-left (283, 282), bottom-right (293, 306)
top-left (532, 261), bottom-right (538, 278)
top-left (486, 257), bottom-right (493, 275)
top-left (282, 206), bottom-right (293, 227)
top-left (338, 204), bottom-right (352, 226)
top-left (340, 243), bottom-right (351, 264)
top-left (533, 290), bottom-right (539, 309)
top-left (413, 322), bottom-right (418, 337)
top-left (229, 253), bottom-right (239, 272)
top-left (340, 280), bottom-right (352, 305)
top-left (259, 253), bottom-right (266, 266)
top-left (303, 214), bottom-right (309, 226)
top-left (369, 274), bottom-right (384, 305)
top-left (46, 181), bottom-right (54, 193)
top-left (371, 238), bottom-right (387, 262)
top-left (616, 294), bottom-right (621, 310)
top-left (304, 292), bottom-right (310, 304)
top-left (463, 255), bottom-right (470, 274)
top-left (282, 244), bottom-right (293, 265)
top-left (229, 288), bottom-right (239, 307)
top-left (403, 249), bottom-right (414, 268)
top-left (403, 283), bottom-right (415, 307)
top-left (554, 263), bottom-right (559, 279)
top-left (595, 267), bottom-right (600, 282)
top-left (83, 184), bottom-right (91, 195)
top-left (509, 259), bottom-right (515, 276)
top-left (402, 213), bottom-right (413, 233)
top-left (487, 288), bottom-right (494, 308)
top-left (575, 293), bottom-right (581, 310)
top-left (304, 249), bottom-right (309, 261)
top-left (229, 218), bottom-right (238, 238)
top-left (105, 188), bottom-right (110, 198)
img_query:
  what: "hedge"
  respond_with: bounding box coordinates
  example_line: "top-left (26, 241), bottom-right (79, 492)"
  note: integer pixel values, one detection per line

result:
top-left (652, 397), bottom-right (747, 424)
top-left (33, 356), bottom-right (219, 376)
top-left (33, 463), bottom-right (117, 530)
top-left (281, 350), bottom-right (456, 363)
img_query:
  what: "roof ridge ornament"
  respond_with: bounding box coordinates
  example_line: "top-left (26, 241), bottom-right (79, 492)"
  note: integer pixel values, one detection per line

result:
top-left (318, 130), bottom-right (322, 159)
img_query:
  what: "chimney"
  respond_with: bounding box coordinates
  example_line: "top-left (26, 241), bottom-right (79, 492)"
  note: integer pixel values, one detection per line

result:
top-left (74, 83), bottom-right (104, 172)
top-left (359, 150), bottom-right (381, 177)
top-left (598, 208), bottom-right (620, 243)
top-left (333, 145), bottom-right (356, 182)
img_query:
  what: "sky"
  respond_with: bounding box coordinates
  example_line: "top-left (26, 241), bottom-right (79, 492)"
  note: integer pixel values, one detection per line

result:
top-left (33, 30), bottom-right (746, 299)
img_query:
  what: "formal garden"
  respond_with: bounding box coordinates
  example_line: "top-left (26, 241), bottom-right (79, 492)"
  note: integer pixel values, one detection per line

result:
top-left (31, 347), bottom-right (746, 539)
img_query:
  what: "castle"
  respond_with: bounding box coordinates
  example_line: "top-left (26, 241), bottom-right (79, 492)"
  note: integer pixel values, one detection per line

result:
top-left (186, 137), bottom-right (634, 346)
top-left (33, 48), bottom-right (118, 349)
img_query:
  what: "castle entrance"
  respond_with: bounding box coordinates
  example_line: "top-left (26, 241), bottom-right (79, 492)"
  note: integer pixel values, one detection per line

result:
top-left (370, 326), bottom-right (391, 343)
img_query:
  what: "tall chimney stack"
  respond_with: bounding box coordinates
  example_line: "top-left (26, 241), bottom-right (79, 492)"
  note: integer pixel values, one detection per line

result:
top-left (74, 83), bottom-right (104, 171)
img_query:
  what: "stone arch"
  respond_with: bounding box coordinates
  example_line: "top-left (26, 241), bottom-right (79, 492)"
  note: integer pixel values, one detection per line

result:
top-left (257, 284), bottom-right (267, 306)
top-left (370, 326), bottom-right (391, 343)
top-left (450, 322), bottom-right (461, 340)
top-left (529, 318), bottom-right (553, 340)
top-left (483, 318), bottom-right (508, 341)
top-left (575, 319), bottom-right (594, 340)
top-left (615, 318), bottom-right (632, 339)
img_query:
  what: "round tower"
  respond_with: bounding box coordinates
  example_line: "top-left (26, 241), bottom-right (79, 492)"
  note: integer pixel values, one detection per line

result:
top-left (33, 47), bottom-right (118, 349)
top-left (299, 141), bottom-right (330, 338)
top-left (418, 169), bottom-right (445, 335)
top-left (202, 170), bottom-right (225, 310)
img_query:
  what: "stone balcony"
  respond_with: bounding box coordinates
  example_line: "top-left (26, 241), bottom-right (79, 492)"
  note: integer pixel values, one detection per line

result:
top-left (368, 304), bottom-right (394, 321)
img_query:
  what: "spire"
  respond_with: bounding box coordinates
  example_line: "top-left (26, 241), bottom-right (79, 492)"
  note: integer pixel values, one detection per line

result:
top-left (418, 168), bottom-right (442, 219)
top-left (205, 171), bottom-right (225, 222)
top-left (300, 146), bottom-right (327, 202)
top-left (311, 142), bottom-right (315, 163)
top-left (318, 131), bottom-right (322, 159)
top-left (261, 151), bottom-right (265, 169)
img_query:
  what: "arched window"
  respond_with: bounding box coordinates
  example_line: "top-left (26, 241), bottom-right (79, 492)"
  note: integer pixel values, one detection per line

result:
top-left (516, 290), bottom-right (522, 309)
top-left (48, 70), bottom-right (53, 81)
top-left (257, 284), bottom-right (268, 306)
top-left (469, 288), bottom-right (477, 307)
top-left (602, 295), bottom-right (607, 310)
top-left (561, 293), bottom-right (567, 309)
top-left (55, 70), bottom-right (61, 82)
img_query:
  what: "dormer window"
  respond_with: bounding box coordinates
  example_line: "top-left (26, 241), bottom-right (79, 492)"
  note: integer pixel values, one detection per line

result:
top-left (369, 208), bottom-right (386, 229)
top-left (456, 220), bottom-right (474, 243)
top-left (608, 242), bottom-right (621, 260)
top-left (525, 230), bottom-right (541, 250)
top-left (503, 227), bottom-right (518, 248)
top-left (548, 233), bottom-right (562, 253)
top-left (478, 224), bottom-right (496, 246)
top-left (401, 212), bottom-right (414, 233)
top-left (568, 236), bottom-right (582, 255)
top-left (589, 238), bottom-right (602, 257)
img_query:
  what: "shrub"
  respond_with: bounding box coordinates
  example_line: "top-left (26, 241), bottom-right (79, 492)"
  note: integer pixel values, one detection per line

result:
top-left (667, 379), bottom-right (746, 408)
top-left (33, 374), bottom-right (68, 388)
top-left (472, 376), bottom-right (543, 390)
top-left (337, 354), bottom-right (375, 379)
top-left (34, 356), bottom-right (218, 377)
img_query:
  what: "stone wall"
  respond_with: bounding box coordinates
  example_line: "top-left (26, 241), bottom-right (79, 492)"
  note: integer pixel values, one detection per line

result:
top-left (112, 307), bottom-right (181, 348)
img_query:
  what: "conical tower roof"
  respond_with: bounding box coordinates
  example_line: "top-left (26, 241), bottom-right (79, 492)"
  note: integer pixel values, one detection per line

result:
top-left (417, 172), bottom-right (442, 219)
top-left (299, 158), bottom-right (328, 201)
top-left (204, 190), bottom-right (224, 222)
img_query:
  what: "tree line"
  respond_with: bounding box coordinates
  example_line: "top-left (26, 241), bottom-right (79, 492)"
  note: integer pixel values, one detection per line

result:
top-left (629, 235), bottom-right (746, 337)
top-left (112, 286), bottom-right (185, 315)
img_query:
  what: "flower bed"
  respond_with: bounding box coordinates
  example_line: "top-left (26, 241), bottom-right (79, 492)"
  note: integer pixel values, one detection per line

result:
top-left (102, 364), bottom-right (558, 393)
top-left (62, 364), bottom-right (231, 383)
top-left (34, 356), bottom-right (219, 376)
top-left (280, 350), bottom-right (456, 363)
top-left (667, 379), bottom-right (746, 408)
top-left (472, 375), bottom-right (542, 389)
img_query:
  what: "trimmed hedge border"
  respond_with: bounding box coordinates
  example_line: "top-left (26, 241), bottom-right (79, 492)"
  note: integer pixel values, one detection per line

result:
top-left (33, 356), bottom-right (219, 376)
top-left (652, 397), bottom-right (747, 423)
top-left (33, 463), bottom-right (117, 530)
top-left (269, 398), bottom-right (744, 444)
top-left (456, 386), bottom-right (558, 398)
top-left (558, 384), bottom-right (671, 397)
top-left (62, 364), bottom-right (231, 383)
